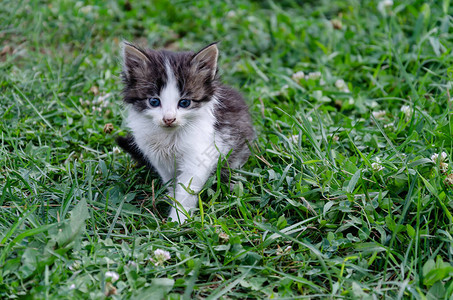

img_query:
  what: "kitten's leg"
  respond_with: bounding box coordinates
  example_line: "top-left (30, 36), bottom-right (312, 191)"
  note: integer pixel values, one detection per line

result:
top-left (168, 151), bottom-right (218, 223)
top-left (148, 157), bottom-right (176, 195)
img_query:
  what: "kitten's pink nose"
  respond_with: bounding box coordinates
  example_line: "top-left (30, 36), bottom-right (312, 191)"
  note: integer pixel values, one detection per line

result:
top-left (163, 117), bottom-right (176, 126)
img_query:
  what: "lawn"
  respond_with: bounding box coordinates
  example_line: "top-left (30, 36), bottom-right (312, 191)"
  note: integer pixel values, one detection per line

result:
top-left (1, 0), bottom-right (453, 298)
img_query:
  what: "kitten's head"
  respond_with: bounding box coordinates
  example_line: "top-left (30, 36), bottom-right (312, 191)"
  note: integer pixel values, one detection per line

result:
top-left (121, 42), bottom-right (219, 129)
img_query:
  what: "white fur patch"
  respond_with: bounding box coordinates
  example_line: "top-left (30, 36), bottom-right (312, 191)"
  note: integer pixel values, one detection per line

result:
top-left (160, 61), bottom-right (180, 122)
top-left (126, 97), bottom-right (223, 193)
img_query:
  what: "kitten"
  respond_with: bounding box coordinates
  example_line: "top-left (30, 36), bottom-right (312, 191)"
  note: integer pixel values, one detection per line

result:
top-left (117, 41), bottom-right (255, 224)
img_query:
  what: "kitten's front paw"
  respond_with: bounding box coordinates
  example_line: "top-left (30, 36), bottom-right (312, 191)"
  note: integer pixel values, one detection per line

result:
top-left (168, 207), bottom-right (188, 224)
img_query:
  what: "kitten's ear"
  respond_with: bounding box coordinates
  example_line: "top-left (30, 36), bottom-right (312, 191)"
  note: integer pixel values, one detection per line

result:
top-left (122, 41), bottom-right (150, 80)
top-left (191, 43), bottom-right (219, 79)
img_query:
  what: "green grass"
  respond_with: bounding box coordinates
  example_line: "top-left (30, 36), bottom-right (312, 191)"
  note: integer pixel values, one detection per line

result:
top-left (1, 0), bottom-right (453, 298)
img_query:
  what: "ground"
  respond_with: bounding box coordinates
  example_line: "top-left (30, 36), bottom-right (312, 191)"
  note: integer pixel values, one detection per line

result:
top-left (0, 0), bottom-right (452, 298)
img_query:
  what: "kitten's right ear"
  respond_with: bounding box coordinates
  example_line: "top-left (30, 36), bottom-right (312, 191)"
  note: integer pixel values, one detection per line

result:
top-left (122, 41), bottom-right (150, 80)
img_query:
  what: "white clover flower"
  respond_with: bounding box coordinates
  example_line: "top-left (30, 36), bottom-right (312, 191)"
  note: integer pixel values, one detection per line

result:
top-left (80, 5), bottom-right (94, 14)
top-left (154, 249), bottom-right (171, 260)
top-left (372, 110), bottom-right (386, 120)
top-left (306, 71), bottom-right (321, 80)
top-left (105, 271), bottom-right (119, 283)
top-left (444, 174), bottom-right (453, 185)
top-left (292, 71), bottom-right (305, 81)
top-left (371, 162), bottom-right (384, 172)
top-left (400, 105), bottom-right (411, 113)
top-left (218, 232), bottom-right (230, 243)
top-left (432, 151), bottom-right (450, 173)
top-left (152, 249), bottom-right (171, 266)
top-left (97, 92), bottom-right (112, 103)
top-left (226, 10), bottom-right (236, 18)
top-left (381, 0), bottom-right (393, 7)
top-left (69, 284), bottom-right (76, 290)
top-left (400, 105), bottom-right (413, 119)
top-left (216, 228), bottom-right (230, 242)
top-left (127, 261), bottom-right (137, 268)
top-left (378, 0), bottom-right (393, 16)
top-left (312, 90), bottom-right (322, 99)
top-left (370, 101), bottom-right (379, 108)
top-left (90, 85), bottom-right (99, 95)
top-left (90, 93), bottom-right (112, 111)
top-left (307, 116), bottom-right (313, 122)
top-left (431, 152), bottom-right (447, 163)
top-left (321, 96), bottom-right (331, 102)
top-left (335, 79), bottom-right (350, 92)
top-left (69, 260), bottom-right (81, 271)
top-left (288, 135), bottom-right (299, 143)
top-left (335, 79), bottom-right (346, 89)
top-left (113, 146), bottom-right (121, 154)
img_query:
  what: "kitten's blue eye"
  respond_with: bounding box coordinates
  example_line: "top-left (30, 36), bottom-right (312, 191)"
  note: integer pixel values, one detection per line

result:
top-left (149, 98), bottom-right (161, 107)
top-left (178, 99), bottom-right (191, 108)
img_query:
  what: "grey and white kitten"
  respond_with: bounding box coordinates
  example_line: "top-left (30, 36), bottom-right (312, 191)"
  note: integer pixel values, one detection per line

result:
top-left (117, 42), bottom-right (255, 223)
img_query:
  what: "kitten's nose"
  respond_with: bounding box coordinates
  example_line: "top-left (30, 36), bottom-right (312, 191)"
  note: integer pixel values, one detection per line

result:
top-left (163, 117), bottom-right (176, 126)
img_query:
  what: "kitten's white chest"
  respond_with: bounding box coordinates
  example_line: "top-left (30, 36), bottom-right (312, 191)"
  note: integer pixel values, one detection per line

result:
top-left (126, 107), bottom-right (219, 176)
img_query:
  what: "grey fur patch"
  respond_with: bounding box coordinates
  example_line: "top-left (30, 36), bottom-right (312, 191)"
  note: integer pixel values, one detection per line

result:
top-left (214, 85), bottom-right (256, 168)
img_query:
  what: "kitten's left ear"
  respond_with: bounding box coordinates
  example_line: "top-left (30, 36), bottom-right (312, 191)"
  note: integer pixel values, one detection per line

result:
top-left (191, 43), bottom-right (219, 79)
